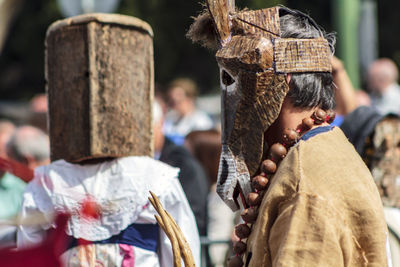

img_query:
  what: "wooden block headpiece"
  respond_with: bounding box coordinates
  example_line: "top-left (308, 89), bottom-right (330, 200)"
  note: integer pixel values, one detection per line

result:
top-left (46, 13), bottom-right (154, 162)
top-left (188, 2), bottom-right (333, 210)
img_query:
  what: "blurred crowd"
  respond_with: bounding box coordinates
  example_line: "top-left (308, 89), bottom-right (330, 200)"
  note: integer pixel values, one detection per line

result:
top-left (0, 95), bottom-right (50, 250)
top-left (1, 55), bottom-right (400, 266)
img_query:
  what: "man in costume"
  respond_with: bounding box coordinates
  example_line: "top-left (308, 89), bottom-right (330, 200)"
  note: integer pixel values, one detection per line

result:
top-left (16, 13), bottom-right (200, 266)
top-left (188, 2), bottom-right (389, 266)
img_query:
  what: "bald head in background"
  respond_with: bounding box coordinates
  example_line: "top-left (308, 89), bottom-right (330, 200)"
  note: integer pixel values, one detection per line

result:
top-left (368, 58), bottom-right (399, 94)
top-left (7, 125), bottom-right (50, 170)
top-left (368, 58), bottom-right (400, 115)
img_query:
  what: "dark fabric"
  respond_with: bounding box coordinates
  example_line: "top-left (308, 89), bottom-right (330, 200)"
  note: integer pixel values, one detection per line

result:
top-left (159, 138), bottom-right (209, 236)
top-left (340, 106), bottom-right (384, 155)
top-left (300, 125), bottom-right (334, 142)
top-left (68, 223), bottom-right (159, 252)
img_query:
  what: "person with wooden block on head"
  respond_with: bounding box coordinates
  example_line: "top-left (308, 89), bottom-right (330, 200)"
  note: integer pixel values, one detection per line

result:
top-left (188, 1), bottom-right (389, 266)
top-left (16, 13), bottom-right (200, 267)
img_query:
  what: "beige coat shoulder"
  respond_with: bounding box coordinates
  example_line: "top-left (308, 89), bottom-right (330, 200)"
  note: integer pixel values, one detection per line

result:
top-left (245, 127), bottom-right (388, 267)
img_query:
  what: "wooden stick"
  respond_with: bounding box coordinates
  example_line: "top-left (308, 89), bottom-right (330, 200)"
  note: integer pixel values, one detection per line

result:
top-left (165, 210), bottom-right (195, 267)
top-left (154, 214), bottom-right (183, 267)
top-left (150, 191), bottom-right (196, 266)
top-left (0, 211), bottom-right (51, 226)
top-left (149, 191), bottom-right (181, 267)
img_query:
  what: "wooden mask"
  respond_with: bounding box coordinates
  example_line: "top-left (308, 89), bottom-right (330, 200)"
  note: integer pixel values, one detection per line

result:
top-left (188, 1), bottom-right (332, 210)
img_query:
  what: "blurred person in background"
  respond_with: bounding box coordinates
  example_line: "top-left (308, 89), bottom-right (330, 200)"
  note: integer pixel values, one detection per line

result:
top-left (355, 89), bottom-right (372, 107)
top-left (331, 56), bottom-right (357, 118)
top-left (29, 93), bottom-right (48, 133)
top-left (368, 58), bottom-right (400, 116)
top-left (153, 100), bottom-right (209, 238)
top-left (341, 107), bottom-right (400, 266)
top-left (1, 125), bottom-right (50, 219)
top-left (7, 125), bottom-right (50, 171)
top-left (185, 129), bottom-right (235, 267)
top-left (0, 125), bottom-right (49, 249)
top-left (331, 56), bottom-right (377, 126)
top-left (185, 130), bottom-right (221, 187)
top-left (163, 78), bottom-right (213, 145)
top-left (0, 119), bottom-right (19, 220)
top-left (0, 120), bottom-right (15, 159)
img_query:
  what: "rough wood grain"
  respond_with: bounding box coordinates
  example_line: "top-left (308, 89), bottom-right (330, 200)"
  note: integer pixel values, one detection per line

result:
top-left (232, 7), bottom-right (280, 37)
top-left (274, 38), bottom-right (332, 73)
top-left (149, 191), bottom-right (195, 267)
top-left (46, 14), bottom-right (154, 162)
top-left (229, 71), bottom-right (289, 177)
top-left (216, 35), bottom-right (273, 72)
top-left (206, 0), bottom-right (232, 44)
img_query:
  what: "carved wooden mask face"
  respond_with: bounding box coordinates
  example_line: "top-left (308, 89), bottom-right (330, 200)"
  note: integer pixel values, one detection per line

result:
top-left (196, 2), bottom-right (332, 210)
top-left (215, 34), bottom-right (289, 210)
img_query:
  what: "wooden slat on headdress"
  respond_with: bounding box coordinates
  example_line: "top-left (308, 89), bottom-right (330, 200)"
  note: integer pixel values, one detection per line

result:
top-left (274, 38), bottom-right (332, 73)
top-left (216, 35), bottom-right (273, 72)
top-left (233, 7), bottom-right (280, 37)
top-left (206, 0), bottom-right (235, 44)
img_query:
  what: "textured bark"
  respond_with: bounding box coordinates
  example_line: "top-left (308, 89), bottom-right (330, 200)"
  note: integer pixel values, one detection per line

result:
top-left (274, 38), bottom-right (332, 73)
top-left (216, 35), bottom-right (273, 72)
top-left (206, 0), bottom-right (235, 44)
top-left (232, 7), bottom-right (280, 37)
top-left (230, 71), bottom-right (289, 177)
top-left (46, 14), bottom-right (154, 162)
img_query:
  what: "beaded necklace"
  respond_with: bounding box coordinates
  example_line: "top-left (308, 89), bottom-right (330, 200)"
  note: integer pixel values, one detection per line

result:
top-left (228, 108), bottom-right (336, 267)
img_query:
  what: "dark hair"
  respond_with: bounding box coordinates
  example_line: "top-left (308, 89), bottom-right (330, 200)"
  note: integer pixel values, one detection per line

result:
top-left (279, 7), bottom-right (336, 110)
top-left (185, 129), bottom-right (221, 185)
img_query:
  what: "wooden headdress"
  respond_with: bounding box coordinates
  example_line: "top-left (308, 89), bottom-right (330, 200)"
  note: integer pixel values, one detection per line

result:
top-left (46, 14), bottom-right (154, 162)
top-left (188, 1), bottom-right (333, 210)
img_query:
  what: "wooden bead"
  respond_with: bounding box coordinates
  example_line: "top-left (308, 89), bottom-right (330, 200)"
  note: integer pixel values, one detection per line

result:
top-left (252, 175), bottom-right (269, 191)
top-left (326, 110), bottom-right (336, 124)
top-left (313, 109), bottom-right (326, 124)
top-left (269, 143), bottom-right (287, 160)
top-left (247, 192), bottom-right (263, 206)
top-left (302, 117), bottom-right (314, 130)
top-left (228, 255), bottom-right (243, 267)
top-left (261, 159), bottom-right (277, 174)
top-left (282, 128), bottom-right (299, 146)
top-left (235, 224), bottom-right (251, 239)
top-left (241, 207), bottom-right (258, 223)
top-left (233, 241), bottom-right (247, 254)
